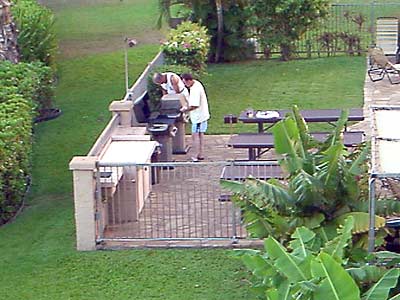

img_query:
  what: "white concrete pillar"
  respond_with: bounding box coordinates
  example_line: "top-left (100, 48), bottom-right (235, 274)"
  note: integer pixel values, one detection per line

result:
top-left (109, 100), bottom-right (133, 126)
top-left (69, 156), bottom-right (98, 251)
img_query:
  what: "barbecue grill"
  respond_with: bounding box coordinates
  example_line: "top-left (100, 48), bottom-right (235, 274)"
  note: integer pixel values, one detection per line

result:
top-left (133, 92), bottom-right (188, 161)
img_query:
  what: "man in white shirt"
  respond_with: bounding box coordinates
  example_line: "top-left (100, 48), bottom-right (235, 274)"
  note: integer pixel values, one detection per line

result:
top-left (180, 73), bottom-right (210, 162)
top-left (152, 72), bottom-right (189, 100)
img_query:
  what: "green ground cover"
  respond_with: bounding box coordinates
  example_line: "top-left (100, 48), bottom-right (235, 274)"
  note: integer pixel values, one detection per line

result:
top-left (49, 0), bottom-right (167, 58)
top-left (0, 0), bottom-right (367, 299)
top-left (205, 55), bottom-right (365, 134)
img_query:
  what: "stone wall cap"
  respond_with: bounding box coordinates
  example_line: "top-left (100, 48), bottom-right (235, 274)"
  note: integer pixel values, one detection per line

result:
top-left (69, 156), bottom-right (98, 170)
top-left (109, 100), bottom-right (132, 112)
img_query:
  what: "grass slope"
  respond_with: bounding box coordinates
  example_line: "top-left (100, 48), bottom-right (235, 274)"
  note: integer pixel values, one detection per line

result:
top-left (51, 0), bottom-right (167, 58)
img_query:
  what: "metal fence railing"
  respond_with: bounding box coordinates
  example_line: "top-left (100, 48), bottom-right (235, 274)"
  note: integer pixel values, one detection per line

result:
top-left (256, 3), bottom-right (400, 57)
top-left (94, 161), bottom-right (281, 243)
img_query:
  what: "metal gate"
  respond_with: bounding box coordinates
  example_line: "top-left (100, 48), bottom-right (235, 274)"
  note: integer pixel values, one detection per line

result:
top-left (95, 161), bottom-right (251, 243)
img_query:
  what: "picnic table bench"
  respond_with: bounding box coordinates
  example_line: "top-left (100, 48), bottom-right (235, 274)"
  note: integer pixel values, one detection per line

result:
top-left (238, 108), bottom-right (364, 133)
top-left (228, 131), bottom-right (365, 160)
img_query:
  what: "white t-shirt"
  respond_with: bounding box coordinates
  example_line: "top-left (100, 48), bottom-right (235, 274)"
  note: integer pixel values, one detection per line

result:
top-left (161, 72), bottom-right (189, 99)
top-left (187, 80), bottom-right (210, 124)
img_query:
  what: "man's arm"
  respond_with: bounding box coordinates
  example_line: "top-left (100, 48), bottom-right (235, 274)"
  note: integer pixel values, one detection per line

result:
top-left (170, 74), bottom-right (182, 94)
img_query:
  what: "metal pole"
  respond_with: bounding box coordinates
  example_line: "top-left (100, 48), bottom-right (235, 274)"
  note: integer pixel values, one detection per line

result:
top-left (124, 42), bottom-right (129, 94)
top-left (368, 176), bottom-right (376, 253)
top-left (370, 0), bottom-right (376, 46)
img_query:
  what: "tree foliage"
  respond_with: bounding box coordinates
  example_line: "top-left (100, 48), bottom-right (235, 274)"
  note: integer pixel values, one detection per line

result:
top-left (247, 0), bottom-right (330, 60)
top-left (12, 0), bottom-right (58, 69)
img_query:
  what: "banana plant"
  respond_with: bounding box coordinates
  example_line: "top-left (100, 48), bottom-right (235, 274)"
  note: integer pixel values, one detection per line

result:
top-left (221, 106), bottom-right (395, 252)
top-left (237, 219), bottom-right (400, 300)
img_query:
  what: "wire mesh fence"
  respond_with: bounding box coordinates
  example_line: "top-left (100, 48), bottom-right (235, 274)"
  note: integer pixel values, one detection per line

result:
top-left (95, 161), bottom-right (281, 243)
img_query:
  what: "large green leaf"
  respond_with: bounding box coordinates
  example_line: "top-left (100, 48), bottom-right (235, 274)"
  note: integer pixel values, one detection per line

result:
top-left (292, 105), bottom-right (311, 157)
top-left (266, 281), bottom-right (292, 300)
top-left (289, 227), bottom-right (316, 260)
top-left (265, 237), bottom-right (310, 283)
top-left (244, 178), bottom-right (295, 210)
top-left (321, 109), bottom-right (349, 150)
top-left (220, 179), bottom-right (244, 193)
top-left (290, 170), bottom-right (327, 208)
top-left (388, 294), bottom-right (400, 300)
top-left (335, 212), bottom-right (386, 234)
top-left (239, 250), bottom-right (275, 279)
top-left (323, 216), bottom-right (354, 262)
top-left (312, 252), bottom-right (360, 300)
top-left (362, 269), bottom-right (400, 300)
top-left (272, 117), bottom-right (299, 155)
top-left (347, 265), bottom-right (387, 286)
top-left (348, 142), bottom-right (370, 175)
top-left (374, 251), bottom-right (400, 267)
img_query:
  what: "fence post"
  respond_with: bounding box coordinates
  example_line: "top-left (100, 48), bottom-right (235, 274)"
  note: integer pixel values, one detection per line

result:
top-left (368, 176), bottom-right (376, 253)
top-left (370, 0), bottom-right (376, 46)
top-left (109, 100), bottom-right (133, 127)
top-left (69, 156), bottom-right (98, 251)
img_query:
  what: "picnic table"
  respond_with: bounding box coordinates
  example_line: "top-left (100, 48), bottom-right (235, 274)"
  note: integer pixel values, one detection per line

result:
top-left (228, 131), bottom-right (365, 160)
top-left (238, 108), bottom-right (364, 133)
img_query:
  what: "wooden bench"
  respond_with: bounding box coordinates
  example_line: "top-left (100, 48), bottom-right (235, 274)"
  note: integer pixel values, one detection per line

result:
top-left (227, 131), bottom-right (364, 160)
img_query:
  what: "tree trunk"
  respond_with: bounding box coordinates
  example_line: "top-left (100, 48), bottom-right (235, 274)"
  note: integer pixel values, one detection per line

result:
top-left (214, 0), bottom-right (223, 63)
top-left (280, 43), bottom-right (292, 61)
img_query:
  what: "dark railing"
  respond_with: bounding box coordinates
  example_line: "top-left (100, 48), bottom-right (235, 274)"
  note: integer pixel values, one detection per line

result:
top-left (254, 3), bottom-right (400, 57)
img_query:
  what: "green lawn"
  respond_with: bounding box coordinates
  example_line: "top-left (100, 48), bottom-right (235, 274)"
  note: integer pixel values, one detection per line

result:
top-left (50, 0), bottom-right (167, 58)
top-left (0, 0), bottom-right (367, 299)
top-left (205, 56), bottom-right (365, 134)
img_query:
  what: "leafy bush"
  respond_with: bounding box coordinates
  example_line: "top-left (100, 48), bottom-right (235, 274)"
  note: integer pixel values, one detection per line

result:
top-left (161, 21), bottom-right (210, 73)
top-left (200, 2), bottom-right (253, 62)
top-left (247, 0), bottom-right (330, 60)
top-left (0, 93), bottom-right (33, 225)
top-left (147, 64), bottom-right (192, 111)
top-left (238, 218), bottom-right (400, 300)
top-left (12, 0), bottom-right (57, 69)
top-left (0, 60), bottom-right (54, 110)
top-left (0, 60), bottom-right (51, 224)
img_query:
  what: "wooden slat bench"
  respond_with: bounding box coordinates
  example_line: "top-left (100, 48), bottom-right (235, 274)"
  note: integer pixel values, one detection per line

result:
top-left (227, 131), bottom-right (365, 160)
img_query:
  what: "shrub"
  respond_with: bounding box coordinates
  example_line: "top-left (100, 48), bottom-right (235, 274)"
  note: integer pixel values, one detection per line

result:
top-left (12, 0), bottom-right (58, 69)
top-left (248, 0), bottom-right (330, 61)
top-left (161, 21), bottom-right (210, 73)
top-left (0, 94), bottom-right (33, 225)
top-left (0, 60), bottom-right (50, 224)
top-left (0, 60), bottom-right (54, 111)
top-left (147, 64), bottom-right (192, 111)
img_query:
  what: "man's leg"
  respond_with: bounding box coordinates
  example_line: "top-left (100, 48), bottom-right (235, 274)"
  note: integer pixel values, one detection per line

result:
top-left (192, 132), bottom-right (200, 158)
top-left (197, 121), bottom-right (207, 159)
top-left (198, 133), bottom-right (204, 159)
top-left (191, 122), bottom-right (200, 161)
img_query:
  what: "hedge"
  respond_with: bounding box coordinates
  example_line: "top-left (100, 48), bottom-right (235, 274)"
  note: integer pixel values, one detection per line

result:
top-left (0, 61), bottom-right (49, 224)
top-left (0, 60), bottom-right (54, 111)
top-left (0, 93), bottom-right (33, 225)
top-left (12, 0), bottom-right (58, 70)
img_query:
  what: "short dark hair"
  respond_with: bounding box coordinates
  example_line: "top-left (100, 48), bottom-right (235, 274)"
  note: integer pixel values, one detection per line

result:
top-left (181, 73), bottom-right (193, 81)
